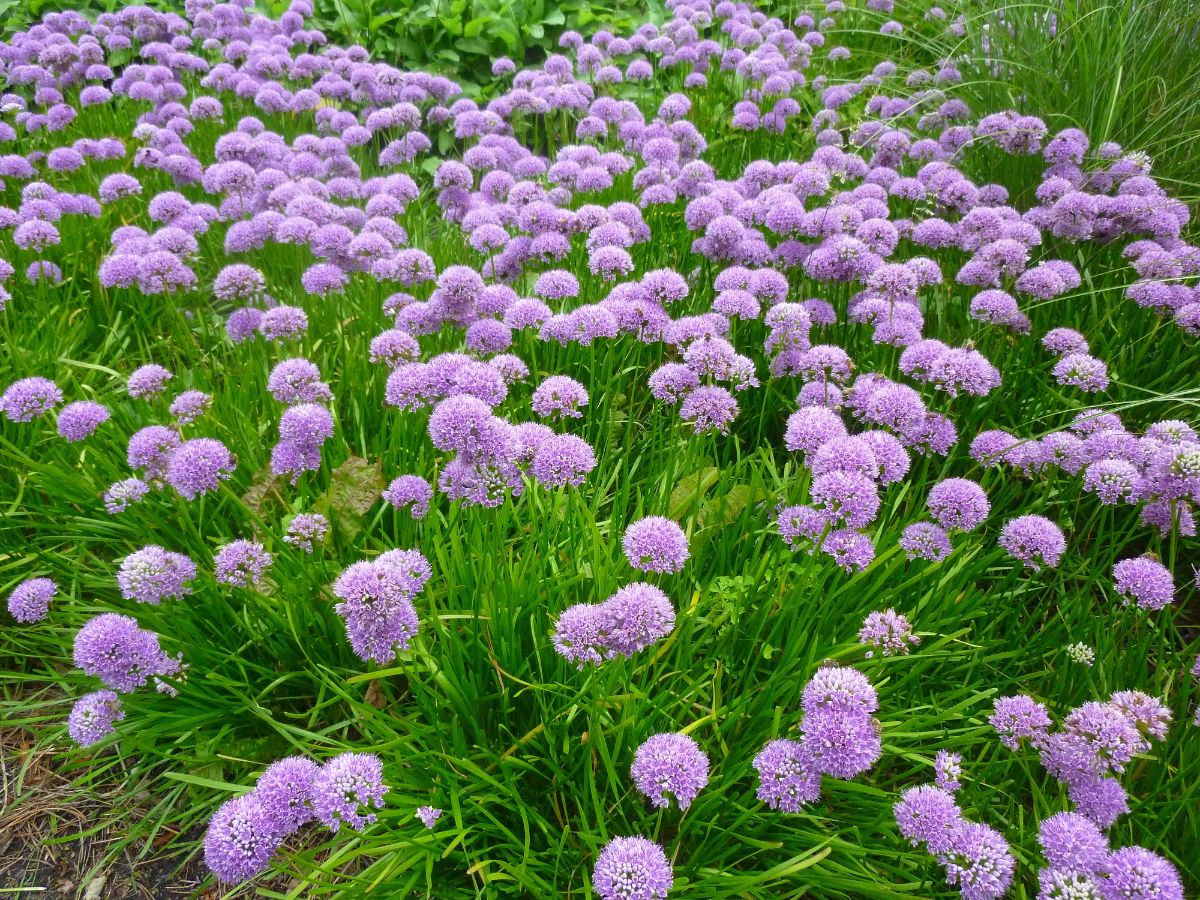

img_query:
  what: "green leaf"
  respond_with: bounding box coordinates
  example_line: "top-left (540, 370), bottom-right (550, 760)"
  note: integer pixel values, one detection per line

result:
top-left (317, 456), bottom-right (385, 542)
top-left (669, 466), bottom-right (720, 521)
top-left (542, 7), bottom-right (564, 25)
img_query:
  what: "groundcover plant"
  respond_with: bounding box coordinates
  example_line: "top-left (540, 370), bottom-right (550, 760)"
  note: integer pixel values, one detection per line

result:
top-left (0, 0), bottom-right (1198, 896)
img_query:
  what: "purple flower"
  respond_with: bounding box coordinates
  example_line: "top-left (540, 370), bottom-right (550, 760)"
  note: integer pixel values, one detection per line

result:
top-left (679, 386), bottom-right (739, 434)
top-left (926, 478), bottom-right (989, 531)
top-left (935, 750), bottom-right (963, 793)
top-left (937, 822), bottom-right (1016, 900)
top-left (383, 475), bottom-right (433, 519)
top-left (127, 364), bottom-right (172, 399)
top-left (800, 707), bottom-right (882, 778)
top-left (531, 434), bottom-right (596, 488)
top-left (169, 390), bottom-right (212, 425)
top-left (1037, 812), bottom-right (1108, 874)
top-left (283, 513), bottom-right (328, 553)
top-left (630, 732), bottom-right (709, 810)
top-left (894, 785), bottom-right (962, 852)
top-left (1101, 847), bottom-right (1184, 900)
top-left (593, 837), bottom-right (673, 900)
top-left (998, 515), bottom-right (1066, 570)
top-left (57, 400), bottom-right (110, 441)
top-left (1042, 328), bottom-right (1089, 356)
top-left (1112, 557), bottom-right (1175, 610)
top-left (785, 406), bottom-right (848, 455)
top-left (311, 752), bottom-right (388, 832)
top-left (531, 376), bottom-right (589, 420)
top-left (622, 517), bottom-right (689, 574)
top-left (332, 554), bottom-right (429, 664)
top-left (415, 806), bottom-right (443, 829)
top-left (203, 794), bottom-right (280, 883)
top-left (259, 306), bottom-right (309, 341)
top-left (1082, 459), bottom-right (1140, 505)
top-left (990, 695), bottom-right (1053, 750)
top-left (301, 262), bottom-right (348, 296)
top-left (900, 522), bottom-right (952, 561)
top-left (1, 376), bottom-right (62, 422)
top-left (601, 583), bottom-right (676, 658)
top-left (268, 359), bottom-right (331, 404)
top-left (552, 603), bottom-right (607, 667)
top-left (166, 438), bottom-right (235, 500)
top-left (73, 613), bottom-right (178, 693)
top-left (811, 471), bottom-right (880, 529)
top-left (533, 269), bottom-right (580, 301)
top-left (7, 577), bottom-right (56, 623)
top-left (753, 739), bottom-right (821, 811)
top-left (68, 690), bottom-right (124, 747)
top-left (255, 756), bottom-right (319, 835)
top-left (118, 546), bottom-right (196, 604)
top-left (1053, 354), bottom-right (1109, 392)
top-left (858, 609), bottom-right (919, 657)
top-left (214, 541), bottom-right (273, 589)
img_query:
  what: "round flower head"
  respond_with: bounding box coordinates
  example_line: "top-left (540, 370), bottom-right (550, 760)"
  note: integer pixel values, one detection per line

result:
top-left (8, 577), bottom-right (56, 623)
top-left (630, 732), bottom-right (710, 810)
top-left (622, 517), bottom-right (689, 574)
top-left (332, 558), bottom-right (424, 664)
top-left (600, 583), bottom-right (676, 658)
top-left (1037, 812), bottom-right (1108, 874)
top-left (383, 475), bottom-right (433, 519)
top-left (935, 750), bottom-right (963, 792)
top-left (127, 364), bottom-right (172, 400)
top-left (1101, 846), bottom-right (1184, 900)
top-left (311, 752), bottom-right (387, 832)
top-left (117, 546), bottom-right (196, 604)
top-left (858, 609), bottom-right (918, 656)
top-left (415, 806), bottom-right (443, 829)
top-left (283, 513), bottom-right (328, 553)
top-left (592, 836), bottom-right (673, 900)
top-left (803, 665), bottom-right (878, 716)
top-left (214, 541), bottom-right (273, 589)
top-left (893, 785), bottom-right (962, 852)
top-left (785, 406), bottom-right (848, 455)
top-left (752, 739), bottom-right (821, 812)
top-left (800, 707), bottom-right (882, 778)
top-left (998, 515), bottom-right (1066, 570)
top-left (1053, 354), bottom-right (1109, 392)
top-left (531, 434), bottom-right (596, 488)
top-left (68, 690), bottom-right (124, 747)
top-left (169, 390), bottom-right (212, 425)
top-left (679, 386), bottom-right (739, 434)
top-left (552, 602), bottom-right (607, 667)
top-left (254, 756), bottom-right (319, 835)
top-left (1112, 557), bottom-right (1174, 610)
top-left (1109, 690), bottom-right (1171, 741)
top-left (990, 695), bottom-right (1052, 750)
top-left (899, 522), bottom-right (952, 561)
top-left (73, 613), bottom-right (178, 693)
top-left (57, 401), bottom-right (110, 442)
top-left (203, 794), bottom-right (280, 883)
top-left (167, 438), bottom-right (235, 500)
top-left (267, 359), bottom-right (331, 404)
top-left (531, 375), bottom-right (589, 419)
top-left (926, 478), bottom-right (989, 531)
top-left (1, 377), bottom-right (62, 422)
top-left (937, 822), bottom-right (1016, 900)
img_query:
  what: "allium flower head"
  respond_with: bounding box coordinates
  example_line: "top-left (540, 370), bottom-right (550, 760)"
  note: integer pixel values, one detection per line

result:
top-left (284, 513), bottom-right (328, 553)
top-left (416, 806), bottom-right (443, 828)
top-left (800, 707), bottom-right (882, 778)
top-left (630, 732), bottom-right (709, 810)
top-left (383, 475), bottom-right (433, 519)
top-left (531, 433), bottom-right (596, 487)
top-left (68, 689), bottom-right (124, 747)
top-left (935, 750), bottom-right (962, 792)
top-left (73, 613), bottom-right (178, 693)
top-left (118, 546), bottom-right (196, 603)
top-left (214, 540), bottom-right (273, 589)
top-left (752, 739), bottom-right (821, 812)
top-left (858, 609), bottom-right (919, 656)
top-left (926, 478), bottom-right (989, 531)
top-left (166, 438), bottom-right (235, 500)
top-left (622, 517), bottom-right (689, 574)
top-left (332, 555), bottom-right (427, 664)
top-left (203, 794), bottom-right (280, 883)
top-left (127, 364), bottom-right (172, 399)
top-left (802, 665), bottom-right (878, 716)
top-left (1112, 557), bottom-right (1174, 610)
top-left (531, 375), bottom-right (589, 419)
top-left (1101, 846), bottom-right (1184, 900)
top-left (602, 583), bottom-right (676, 658)
top-left (57, 401), bottom-right (110, 441)
top-left (1037, 811), bottom-right (1108, 874)
top-left (1053, 354), bottom-right (1109, 392)
top-left (900, 521), bottom-right (952, 561)
top-left (990, 695), bottom-right (1052, 750)
top-left (593, 836), bottom-right (673, 900)
top-left (937, 822), bottom-right (1016, 900)
top-left (998, 515), bottom-right (1066, 570)
top-left (254, 756), bottom-right (319, 835)
top-left (1, 376), bottom-right (62, 422)
top-left (7, 577), bottom-right (56, 623)
top-left (893, 784), bottom-right (962, 852)
top-left (311, 752), bottom-right (388, 832)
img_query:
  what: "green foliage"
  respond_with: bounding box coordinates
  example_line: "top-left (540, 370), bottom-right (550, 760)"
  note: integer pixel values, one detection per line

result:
top-left (309, 0), bottom-right (662, 92)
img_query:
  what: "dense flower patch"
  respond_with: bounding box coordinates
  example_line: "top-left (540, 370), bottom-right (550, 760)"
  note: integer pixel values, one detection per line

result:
top-left (0, 0), bottom-right (1197, 896)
